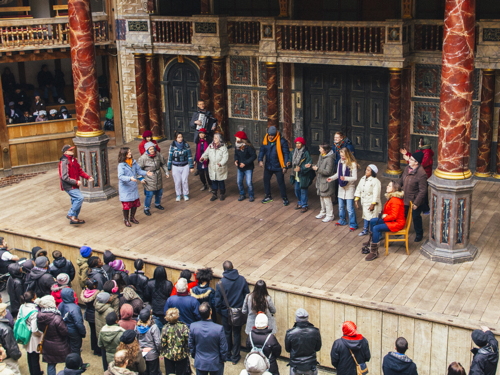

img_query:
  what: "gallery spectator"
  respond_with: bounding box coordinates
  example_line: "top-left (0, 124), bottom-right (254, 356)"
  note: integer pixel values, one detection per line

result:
top-left (37, 64), bottom-right (59, 103)
top-left (36, 110), bottom-right (48, 122)
top-left (32, 93), bottom-right (45, 113)
top-left (48, 109), bottom-right (60, 120)
top-left (60, 106), bottom-right (72, 119)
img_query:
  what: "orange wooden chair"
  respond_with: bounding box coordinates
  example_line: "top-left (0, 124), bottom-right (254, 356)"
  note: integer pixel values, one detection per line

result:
top-left (384, 201), bottom-right (412, 256)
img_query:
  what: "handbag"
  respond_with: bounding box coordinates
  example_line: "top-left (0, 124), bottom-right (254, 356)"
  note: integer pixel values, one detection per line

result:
top-left (218, 281), bottom-right (247, 327)
top-left (37, 325), bottom-right (49, 354)
top-left (342, 340), bottom-right (369, 375)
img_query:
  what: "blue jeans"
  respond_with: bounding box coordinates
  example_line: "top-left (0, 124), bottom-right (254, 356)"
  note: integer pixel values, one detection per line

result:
top-left (47, 363), bottom-right (57, 375)
top-left (338, 198), bottom-right (358, 228)
top-left (144, 188), bottom-right (163, 209)
top-left (66, 189), bottom-right (84, 218)
top-left (294, 181), bottom-right (309, 207)
top-left (237, 169), bottom-right (254, 197)
top-left (363, 219), bottom-right (370, 229)
top-left (369, 218), bottom-right (390, 242)
top-left (212, 180), bottom-right (225, 191)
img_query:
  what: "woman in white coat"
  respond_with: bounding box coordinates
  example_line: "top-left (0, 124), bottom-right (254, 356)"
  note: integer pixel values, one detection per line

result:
top-left (354, 164), bottom-right (382, 236)
top-left (200, 133), bottom-right (229, 201)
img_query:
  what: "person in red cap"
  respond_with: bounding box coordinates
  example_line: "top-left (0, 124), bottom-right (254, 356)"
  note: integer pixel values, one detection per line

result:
top-left (234, 131), bottom-right (256, 202)
top-left (195, 128), bottom-right (212, 191)
top-left (58, 145), bottom-right (94, 224)
top-left (289, 137), bottom-right (313, 213)
top-left (330, 321), bottom-right (370, 375)
top-left (138, 130), bottom-right (161, 155)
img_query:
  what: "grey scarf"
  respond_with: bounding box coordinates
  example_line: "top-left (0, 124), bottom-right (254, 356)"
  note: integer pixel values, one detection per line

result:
top-left (292, 147), bottom-right (305, 167)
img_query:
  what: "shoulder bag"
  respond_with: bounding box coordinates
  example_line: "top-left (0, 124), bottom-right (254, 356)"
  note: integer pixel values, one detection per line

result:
top-left (37, 325), bottom-right (49, 354)
top-left (342, 340), bottom-right (369, 375)
top-left (218, 280), bottom-right (247, 327)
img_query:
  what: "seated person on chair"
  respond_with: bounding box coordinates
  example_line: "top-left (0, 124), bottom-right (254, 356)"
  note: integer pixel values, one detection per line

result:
top-left (362, 181), bottom-right (405, 262)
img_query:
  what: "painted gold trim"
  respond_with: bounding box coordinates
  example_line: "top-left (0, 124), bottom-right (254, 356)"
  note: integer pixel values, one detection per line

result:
top-left (483, 69), bottom-right (495, 74)
top-left (385, 169), bottom-right (402, 175)
top-left (473, 171), bottom-right (491, 178)
top-left (389, 68), bottom-right (402, 73)
top-left (152, 136), bottom-right (165, 141)
top-left (493, 173), bottom-right (500, 180)
top-left (75, 130), bottom-right (105, 138)
top-left (434, 168), bottom-right (472, 180)
top-left (265, 62), bottom-right (277, 66)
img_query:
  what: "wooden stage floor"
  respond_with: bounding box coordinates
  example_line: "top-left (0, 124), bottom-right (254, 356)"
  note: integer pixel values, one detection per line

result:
top-left (1, 140), bottom-right (500, 330)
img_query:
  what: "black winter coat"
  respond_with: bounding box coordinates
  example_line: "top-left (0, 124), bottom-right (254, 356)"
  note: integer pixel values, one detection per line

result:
top-left (470, 331), bottom-right (499, 375)
top-left (49, 257), bottom-right (76, 281)
top-left (214, 269), bottom-right (250, 318)
top-left (235, 145), bottom-right (257, 171)
top-left (79, 288), bottom-right (98, 323)
top-left (285, 321), bottom-right (322, 371)
top-left (331, 336), bottom-right (371, 375)
top-left (382, 352), bottom-right (418, 375)
top-left (6, 263), bottom-right (24, 317)
top-left (25, 268), bottom-right (54, 298)
top-left (144, 279), bottom-right (173, 317)
top-left (102, 264), bottom-right (116, 280)
top-left (58, 288), bottom-right (86, 338)
top-left (0, 319), bottom-right (21, 360)
top-left (128, 271), bottom-right (149, 300)
top-left (37, 310), bottom-right (71, 364)
top-left (247, 328), bottom-right (282, 375)
top-left (87, 267), bottom-right (109, 290)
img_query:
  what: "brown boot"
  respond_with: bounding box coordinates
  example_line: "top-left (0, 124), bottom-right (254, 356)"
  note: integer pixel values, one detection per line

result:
top-left (365, 242), bottom-right (379, 261)
top-left (123, 210), bottom-right (131, 227)
top-left (130, 207), bottom-right (139, 224)
top-left (361, 232), bottom-right (372, 253)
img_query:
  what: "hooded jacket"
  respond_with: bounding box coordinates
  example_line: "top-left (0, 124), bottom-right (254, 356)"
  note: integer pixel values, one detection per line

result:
top-left (87, 267), bottom-right (109, 290)
top-left (95, 300), bottom-right (115, 334)
top-left (104, 362), bottom-right (138, 375)
top-left (144, 279), bottom-right (173, 317)
top-left (49, 257), bottom-right (75, 281)
top-left (51, 284), bottom-right (78, 307)
top-left (135, 323), bottom-right (162, 361)
top-left (118, 287), bottom-right (143, 318)
top-left (330, 336), bottom-right (371, 375)
top-left (118, 304), bottom-right (136, 331)
top-left (58, 288), bottom-right (86, 338)
top-left (214, 269), bottom-right (250, 318)
top-left (382, 351), bottom-right (418, 375)
top-left (399, 165), bottom-right (428, 208)
top-left (137, 151), bottom-right (169, 192)
top-left (0, 318), bottom-right (21, 361)
top-left (26, 267), bottom-right (54, 298)
top-left (58, 154), bottom-right (90, 191)
top-left (37, 309), bottom-right (71, 364)
top-left (128, 271), bottom-right (149, 300)
top-left (470, 331), bottom-right (499, 375)
top-left (31, 246), bottom-right (47, 260)
top-left (285, 321), bottom-right (322, 371)
top-left (99, 324), bottom-right (125, 365)
top-left (80, 288), bottom-right (98, 323)
top-left (382, 191), bottom-right (406, 232)
top-left (76, 256), bottom-right (89, 289)
top-left (6, 263), bottom-right (24, 317)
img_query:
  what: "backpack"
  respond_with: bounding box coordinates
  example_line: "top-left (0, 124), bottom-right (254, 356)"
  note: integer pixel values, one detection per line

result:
top-left (245, 332), bottom-right (272, 367)
top-left (13, 309), bottom-right (36, 345)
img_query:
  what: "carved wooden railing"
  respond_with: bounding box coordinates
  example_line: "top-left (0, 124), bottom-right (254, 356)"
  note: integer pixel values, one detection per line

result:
top-left (412, 20), bottom-right (443, 51)
top-left (151, 18), bottom-right (192, 44)
top-left (227, 18), bottom-right (260, 45)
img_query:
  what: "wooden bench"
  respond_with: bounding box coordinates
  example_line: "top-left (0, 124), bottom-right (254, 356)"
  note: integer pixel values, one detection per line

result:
top-left (53, 5), bottom-right (68, 17)
top-left (0, 6), bottom-right (32, 19)
top-left (384, 200), bottom-right (413, 256)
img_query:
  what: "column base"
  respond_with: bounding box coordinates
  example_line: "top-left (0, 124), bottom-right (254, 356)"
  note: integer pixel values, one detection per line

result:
top-left (81, 185), bottom-right (117, 202)
top-left (420, 240), bottom-right (477, 264)
top-left (384, 169), bottom-right (402, 178)
top-left (473, 171), bottom-right (491, 178)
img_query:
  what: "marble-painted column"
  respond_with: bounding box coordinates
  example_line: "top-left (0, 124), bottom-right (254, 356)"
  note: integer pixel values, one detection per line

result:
top-left (386, 68), bottom-right (402, 177)
top-left (475, 69), bottom-right (495, 177)
top-left (282, 63), bottom-right (293, 143)
top-left (420, 0), bottom-right (476, 263)
top-left (199, 56), bottom-right (212, 111)
top-left (266, 62), bottom-right (279, 129)
top-left (134, 53), bottom-right (150, 136)
top-left (401, 68), bottom-right (412, 160)
top-left (69, 0), bottom-right (116, 201)
top-left (0, 79), bottom-right (12, 174)
top-left (212, 57), bottom-right (228, 141)
top-left (145, 54), bottom-right (162, 139)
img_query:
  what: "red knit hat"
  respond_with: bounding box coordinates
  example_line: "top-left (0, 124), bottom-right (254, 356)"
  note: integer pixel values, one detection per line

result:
top-left (295, 137), bottom-right (306, 145)
top-left (142, 130), bottom-right (153, 139)
top-left (234, 131), bottom-right (248, 140)
top-left (198, 128), bottom-right (207, 134)
top-left (342, 321), bottom-right (358, 337)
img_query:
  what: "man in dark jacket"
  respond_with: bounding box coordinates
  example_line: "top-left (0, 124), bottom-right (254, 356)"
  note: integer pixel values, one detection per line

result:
top-left (247, 313), bottom-right (281, 375)
top-left (0, 303), bottom-right (22, 374)
top-left (49, 250), bottom-right (76, 282)
top-left (58, 145), bottom-right (93, 225)
top-left (258, 126), bottom-right (290, 206)
top-left (189, 302), bottom-right (228, 375)
top-left (164, 278), bottom-right (200, 327)
top-left (0, 237), bottom-right (19, 274)
top-left (25, 256), bottom-right (55, 298)
top-left (31, 246), bottom-right (47, 260)
top-left (382, 337), bottom-right (418, 375)
top-left (59, 288), bottom-right (87, 353)
top-left (102, 250), bottom-right (116, 280)
top-left (6, 263), bottom-right (24, 318)
top-left (214, 260), bottom-right (250, 364)
top-left (128, 259), bottom-right (149, 300)
top-left (285, 308), bottom-right (322, 375)
top-left (190, 100), bottom-right (216, 143)
top-left (87, 256), bottom-right (109, 290)
top-left (470, 327), bottom-right (499, 375)
top-left (234, 130), bottom-right (257, 202)
top-left (331, 321), bottom-right (370, 375)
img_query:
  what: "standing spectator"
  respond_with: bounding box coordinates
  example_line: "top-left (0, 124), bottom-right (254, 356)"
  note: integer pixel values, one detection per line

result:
top-left (470, 327), bottom-right (499, 375)
top-left (26, 256), bottom-right (55, 298)
top-left (118, 304), bottom-right (137, 331)
top-left (99, 312), bottom-right (125, 367)
top-left (54, 68), bottom-right (66, 103)
top-left (128, 260), bottom-right (149, 300)
top-left (289, 137), bottom-right (313, 213)
top-left (195, 128), bottom-right (212, 191)
top-left (327, 148), bottom-right (359, 231)
top-left (400, 137), bottom-right (434, 178)
top-left (87, 256), bottom-right (109, 291)
top-left (161, 308), bottom-right (190, 375)
top-left (102, 250), bottom-right (117, 280)
top-left (234, 131), bottom-right (257, 202)
top-left (190, 268), bottom-right (217, 322)
top-left (116, 331), bottom-right (146, 374)
top-left (2, 67), bottom-right (16, 95)
top-left (172, 270), bottom-right (198, 295)
top-left (308, 143), bottom-right (336, 223)
top-left (13, 86), bottom-right (30, 113)
top-left (200, 133), bottom-right (229, 201)
top-left (242, 280), bottom-right (277, 335)
top-left (164, 278), bottom-right (200, 327)
top-left (239, 353), bottom-right (273, 375)
top-left (399, 151), bottom-right (428, 242)
top-left (56, 353), bottom-right (88, 375)
top-left (32, 93), bottom-right (45, 114)
top-left (0, 237), bottom-right (19, 274)
top-left (95, 292), bottom-right (116, 370)
top-left (36, 295), bottom-right (71, 375)
top-left (76, 246), bottom-right (92, 289)
top-left (331, 131), bottom-right (356, 204)
top-left (138, 142), bottom-right (168, 216)
top-left (330, 321), bottom-right (370, 375)
top-left (58, 145), bottom-right (94, 225)
top-left (138, 130), bottom-right (160, 156)
top-left (58, 288), bottom-right (86, 353)
top-left (258, 126), bottom-right (290, 206)
top-left (285, 308), bottom-right (322, 375)
top-left (80, 279), bottom-right (100, 356)
top-left (18, 291), bottom-right (43, 375)
top-left (214, 260), bottom-right (250, 365)
top-left (49, 250), bottom-right (75, 281)
top-left (51, 273), bottom-right (77, 307)
top-left (144, 266), bottom-right (173, 330)
top-left (118, 285), bottom-right (143, 318)
top-left (448, 362), bottom-right (467, 375)
top-left (37, 64), bottom-right (59, 103)
top-left (354, 165), bottom-right (382, 236)
top-left (109, 260), bottom-right (130, 285)
top-left (118, 147), bottom-right (152, 227)
top-left (104, 350), bottom-right (137, 375)
top-left (382, 337), bottom-right (418, 375)
top-left (167, 132), bottom-right (194, 202)
top-left (6, 263), bottom-right (24, 318)
top-left (246, 313), bottom-right (281, 375)
top-left (31, 246), bottom-right (48, 261)
top-left (190, 100), bottom-right (216, 143)
top-left (135, 309), bottom-right (162, 375)
top-left (0, 303), bottom-right (21, 375)
top-left (189, 302), bottom-right (228, 375)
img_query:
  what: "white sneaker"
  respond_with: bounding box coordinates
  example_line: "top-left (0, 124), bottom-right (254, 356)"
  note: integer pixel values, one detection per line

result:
top-left (322, 216), bottom-right (334, 223)
top-left (176, 196), bottom-right (181, 202)
top-left (315, 213), bottom-right (326, 219)
top-left (184, 195), bottom-right (189, 201)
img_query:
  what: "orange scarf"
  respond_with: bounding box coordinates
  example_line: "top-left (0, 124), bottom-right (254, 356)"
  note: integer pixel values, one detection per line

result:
top-left (263, 132), bottom-right (285, 168)
top-left (125, 158), bottom-right (133, 167)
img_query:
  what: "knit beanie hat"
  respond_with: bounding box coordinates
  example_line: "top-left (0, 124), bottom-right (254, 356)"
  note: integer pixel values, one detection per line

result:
top-left (342, 321), bottom-right (358, 337)
top-left (412, 151), bottom-right (424, 165)
top-left (120, 330), bottom-right (136, 344)
top-left (36, 295), bottom-right (56, 309)
top-left (56, 273), bottom-right (70, 286)
top-left (65, 353), bottom-right (83, 370)
top-left (471, 329), bottom-right (488, 347)
top-left (96, 292), bottom-right (111, 304)
top-left (79, 246), bottom-right (92, 258)
top-left (106, 311), bottom-right (118, 326)
top-left (176, 278), bottom-right (188, 293)
top-left (109, 259), bottom-right (125, 271)
top-left (144, 142), bottom-right (155, 152)
top-left (103, 250), bottom-right (115, 264)
top-left (294, 137), bottom-right (306, 145)
top-left (142, 130), bottom-right (153, 139)
top-left (255, 313), bottom-right (268, 329)
top-left (139, 308), bottom-right (151, 323)
top-left (21, 259), bottom-right (35, 273)
top-left (35, 256), bottom-right (49, 268)
top-left (235, 131), bottom-right (248, 140)
top-left (295, 308), bottom-right (309, 322)
top-left (267, 126), bottom-right (277, 136)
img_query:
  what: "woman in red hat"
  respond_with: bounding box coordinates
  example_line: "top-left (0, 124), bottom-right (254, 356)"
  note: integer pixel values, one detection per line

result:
top-left (289, 137), bottom-right (313, 213)
top-left (234, 131), bottom-right (257, 202)
top-left (138, 130), bottom-right (161, 155)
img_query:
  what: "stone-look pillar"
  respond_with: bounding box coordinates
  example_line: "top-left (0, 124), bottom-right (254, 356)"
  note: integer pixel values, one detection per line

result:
top-left (420, 0), bottom-right (477, 263)
top-left (0, 79), bottom-right (12, 174)
top-left (475, 69), bottom-right (495, 177)
top-left (266, 62), bottom-right (279, 129)
top-left (145, 54), bottom-right (162, 139)
top-left (69, 0), bottom-right (116, 201)
top-left (212, 57), bottom-right (229, 141)
top-left (279, 0), bottom-right (289, 17)
top-left (401, 68), bottom-right (412, 161)
top-left (199, 56), bottom-right (212, 111)
top-left (386, 68), bottom-right (402, 177)
top-left (134, 53), bottom-right (150, 136)
top-left (282, 63), bottom-right (293, 144)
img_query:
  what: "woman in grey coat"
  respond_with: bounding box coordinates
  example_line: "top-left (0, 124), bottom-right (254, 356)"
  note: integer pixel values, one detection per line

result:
top-left (242, 280), bottom-right (277, 334)
top-left (138, 142), bottom-right (169, 216)
top-left (307, 143), bottom-right (336, 222)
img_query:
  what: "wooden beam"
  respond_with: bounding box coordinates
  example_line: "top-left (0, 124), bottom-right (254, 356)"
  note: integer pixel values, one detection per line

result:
top-left (0, 77), bottom-right (12, 174)
top-left (108, 54), bottom-right (124, 145)
top-left (0, 47), bottom-right (112, 63)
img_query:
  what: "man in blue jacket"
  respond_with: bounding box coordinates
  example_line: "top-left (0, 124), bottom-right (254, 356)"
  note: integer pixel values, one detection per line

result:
top-left (59, 288), bottom-right (87, 353)
top-left (382, 337), bottom-right (418, 375)
top-left (189, 302), bottom-right (228, 375)
top-left (164, 278), bottom-right (201, 327)
top-left (258, 126), bottom-right (290, 206)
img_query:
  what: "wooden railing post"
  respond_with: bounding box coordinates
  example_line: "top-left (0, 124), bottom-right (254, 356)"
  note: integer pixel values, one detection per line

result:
top-left (0, 78), bottom-right (12, 175)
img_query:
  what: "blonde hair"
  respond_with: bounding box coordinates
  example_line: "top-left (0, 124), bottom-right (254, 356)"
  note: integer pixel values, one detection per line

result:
top-left (165, 307), bottom-right (180, 323)
top-left (340, 147), bottom-right (359, 169)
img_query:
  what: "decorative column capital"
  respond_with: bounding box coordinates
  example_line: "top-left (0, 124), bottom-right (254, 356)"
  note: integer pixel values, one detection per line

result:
top-left (133, 53), bottom-right (144, 58)
top-left (265, 62), bottom-right (277, 66)
top-left (389, 67), bottom-right (403, 73)
top-left (75, 129), bottom-right (105, 138)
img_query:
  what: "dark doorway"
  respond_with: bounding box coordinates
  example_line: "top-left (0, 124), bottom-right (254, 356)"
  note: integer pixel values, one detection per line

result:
top-left (164, 61), bottom-right (199, 140)
top-left (304, 65), bottom-right (388, 162)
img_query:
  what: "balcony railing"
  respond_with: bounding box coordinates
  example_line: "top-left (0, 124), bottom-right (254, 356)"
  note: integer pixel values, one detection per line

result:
top-left (151, 18), bottom-right (192, 44)
top-left (412, 20), bottom-right (443, 51)
top-left (227, 19), bottom-right (260, 45)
